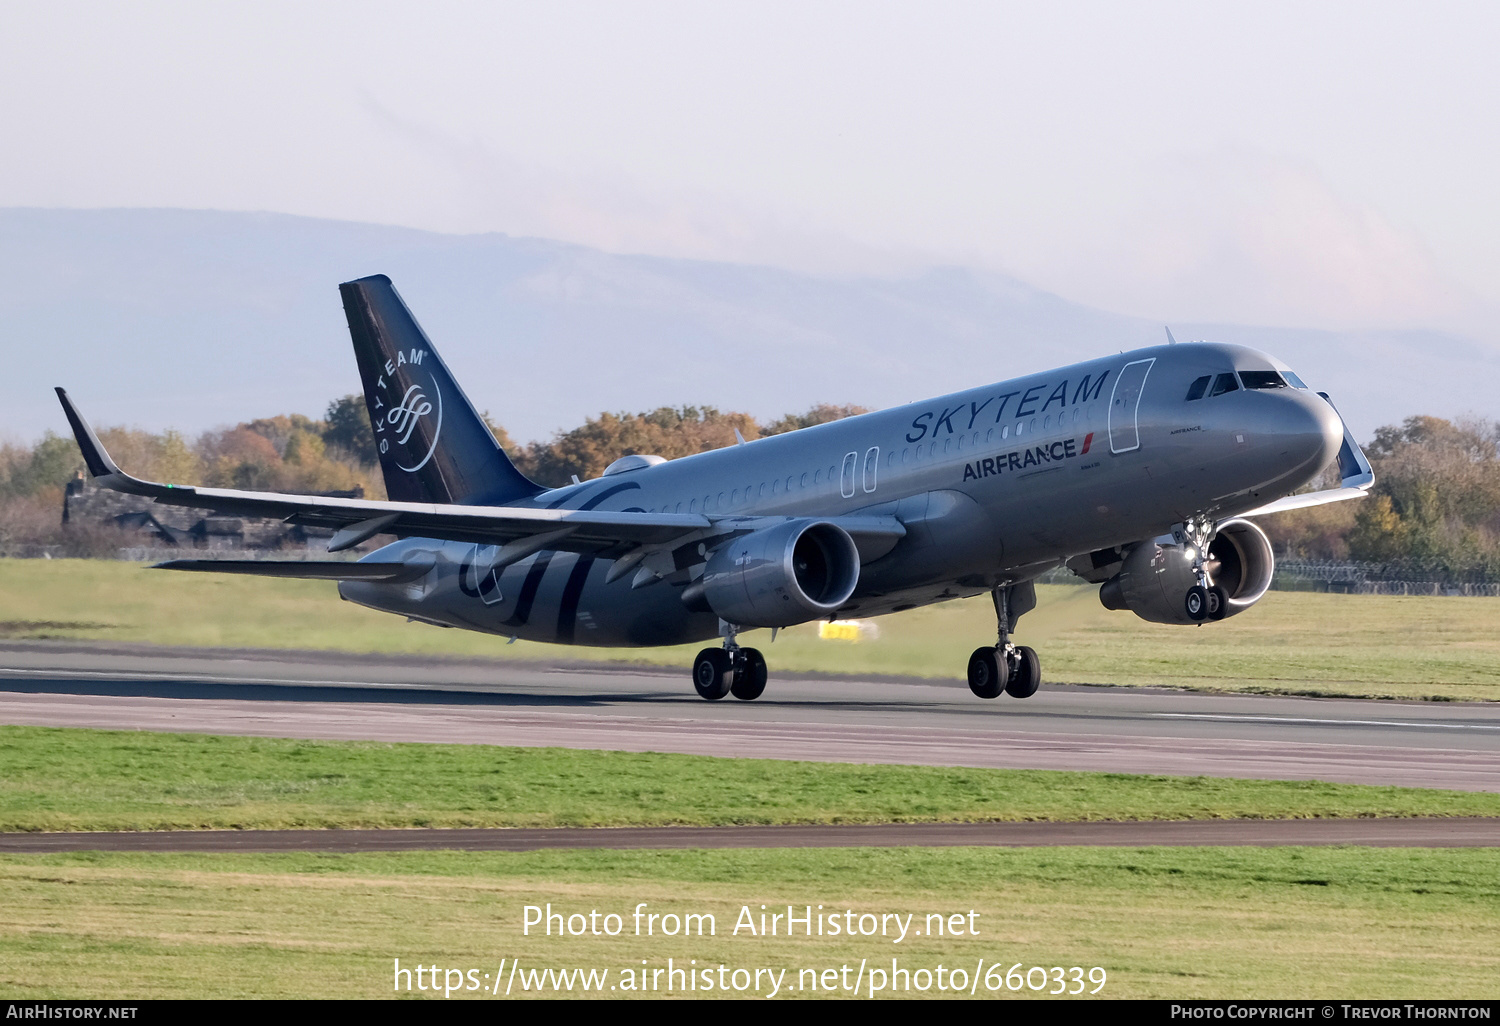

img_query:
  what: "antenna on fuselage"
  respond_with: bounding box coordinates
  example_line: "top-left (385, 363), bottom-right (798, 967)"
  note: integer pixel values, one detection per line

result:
top-left (1165, 327), bottom-right (1179, 345)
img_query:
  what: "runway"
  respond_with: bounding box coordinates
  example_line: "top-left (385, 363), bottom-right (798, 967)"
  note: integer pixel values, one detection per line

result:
top-left (6, 818), bottom-right (1500, 853)
top-left (3, 640), bottom-right (1498, 793)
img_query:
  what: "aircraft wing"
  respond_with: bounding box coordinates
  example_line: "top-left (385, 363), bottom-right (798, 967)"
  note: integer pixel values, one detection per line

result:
top-left (1240, 392), bottom-right (1375, 518)
top-left (57, 388), bottom-right (905, 566)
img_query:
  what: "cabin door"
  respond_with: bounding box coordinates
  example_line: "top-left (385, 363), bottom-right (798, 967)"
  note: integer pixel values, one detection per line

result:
top-left (1108, 358), bottom-right (1155, 454)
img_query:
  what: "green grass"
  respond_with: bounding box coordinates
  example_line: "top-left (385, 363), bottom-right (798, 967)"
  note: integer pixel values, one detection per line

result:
top-left (2, 846), bottom-right (1497, 998)
top-left (4, 726), bottom-right (1499, 832)
top-left (3, 559), bottom-right (1500, 700)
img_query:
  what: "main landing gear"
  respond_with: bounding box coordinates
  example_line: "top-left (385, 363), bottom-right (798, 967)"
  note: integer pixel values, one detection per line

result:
top-left (968, 582), bottom-right (1041, 700)
top-left (692, 622), bottom-right (767, 701)
top-left (1178, 517), bottom-right (1228, 623)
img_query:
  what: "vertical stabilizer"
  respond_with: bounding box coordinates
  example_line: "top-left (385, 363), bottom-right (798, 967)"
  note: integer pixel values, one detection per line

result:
top-left (339, 274), bottom-right (541, 505)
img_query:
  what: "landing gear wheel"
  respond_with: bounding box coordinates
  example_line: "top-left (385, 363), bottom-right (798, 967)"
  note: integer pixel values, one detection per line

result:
top-left (967, 647), bottom-right (1008, 699)
top-left (1005, 645), bottom-right (1041, 698)
top-left (1207, 586), bottom-right (1228, 621)
top-left (692, 648), bottom-right (734, 700)
top-left (1185, 585), bottom-right (1208, 622)
top-left (731, 648), bottom-right (767, 701)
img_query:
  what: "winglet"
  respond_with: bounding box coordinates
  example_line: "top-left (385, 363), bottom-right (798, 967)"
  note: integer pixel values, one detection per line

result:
top-left (54, 387), bottom-right (123, 478)
top-left (1165, 327), bottom-right (1179, 345)
top-left (54, 387), bottom-right (172, 499)
top-left (1318, 392), bottom-right (1375, 491)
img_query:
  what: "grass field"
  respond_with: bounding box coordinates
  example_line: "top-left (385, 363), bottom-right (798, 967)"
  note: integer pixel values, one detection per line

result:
top-left (4, 562), bottom-right (1496, 1000)
top-left (6, 726), bottom-right (1500, 832)
top-left (2, 559), bottom-right (1499, 700)
top-left (2, 846), bottom-right (1497, 999)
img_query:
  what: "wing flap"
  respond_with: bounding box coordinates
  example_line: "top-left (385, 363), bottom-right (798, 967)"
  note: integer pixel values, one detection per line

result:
top-left (152, 560), bottom-right (429, 582)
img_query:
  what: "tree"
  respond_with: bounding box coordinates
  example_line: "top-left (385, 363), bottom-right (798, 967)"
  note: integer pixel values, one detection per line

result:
top-left (1347, 415), bottom-right (1500, 570)
top-left (323, 395), bottom-right (377, 465)
top-left (761, 403), bottom-right (871, 436)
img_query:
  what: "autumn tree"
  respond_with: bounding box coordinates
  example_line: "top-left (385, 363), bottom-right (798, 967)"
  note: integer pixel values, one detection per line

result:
top-left (1346, 415), bottom-right (1500, 572)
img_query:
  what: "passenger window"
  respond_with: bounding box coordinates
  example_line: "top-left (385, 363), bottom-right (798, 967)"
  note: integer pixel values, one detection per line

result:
top-left (689, 499), bottom-right (697, 513)
top-left (731, 488), bottom-right (739, 505)
top-left (1185, 375), bottom-right (1210, 401)
top-left (799, 473), bottom-right (807, 488)
top-left (1210, 373), bottom-right (1239, 397)
top-left (1016, 422), bottom-right (1025, 437)
top-left (1002, 425), bottom-right (1009, 439)
top-left (986, 429), bottom-right (993, 443)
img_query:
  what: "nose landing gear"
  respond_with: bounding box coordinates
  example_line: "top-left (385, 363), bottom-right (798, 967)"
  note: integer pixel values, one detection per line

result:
top-left (692, 622), bottom-right (768, 701)
top-left (968, 582), bottom-right (1041, 700)
top-left (1178, 517), bottom-right (1228, 622)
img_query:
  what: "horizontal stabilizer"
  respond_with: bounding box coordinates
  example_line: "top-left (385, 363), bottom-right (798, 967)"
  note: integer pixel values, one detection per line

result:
top-left (152, 560), bottom-right (428, 582)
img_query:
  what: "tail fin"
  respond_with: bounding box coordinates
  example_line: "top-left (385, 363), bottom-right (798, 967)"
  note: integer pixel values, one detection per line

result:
top-left (339, 274), bottom-right (541, 506)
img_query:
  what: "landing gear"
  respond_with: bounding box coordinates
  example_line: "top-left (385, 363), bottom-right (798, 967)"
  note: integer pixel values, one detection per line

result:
top-left (1005, 645), bottom-right (1040, 698)
top-left (692, 648), bottom-right (733, 700)
top-left (1178, 516), bottom-right (1226, 624)
top-left (731, 648), bottom-right (767, 701)
top-left (1207, 585), bottom-right (1228, 621)
top-left (970, 582), bottom-right (1042, 701)
top-left (1185, 585), bottom-right (1208, 622)
top-left (967, 647), bottom-right (1007, 699)
top-left (692, 622), bottom-right (769, 701)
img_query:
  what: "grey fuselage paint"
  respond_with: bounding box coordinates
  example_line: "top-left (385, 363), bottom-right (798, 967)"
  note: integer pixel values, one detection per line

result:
top-left (338, 342), bottom-right (1344, 647)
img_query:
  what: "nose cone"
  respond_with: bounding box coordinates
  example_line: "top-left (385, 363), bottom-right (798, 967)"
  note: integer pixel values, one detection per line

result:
top-left (1262, 389), bottom-right (1344, 487)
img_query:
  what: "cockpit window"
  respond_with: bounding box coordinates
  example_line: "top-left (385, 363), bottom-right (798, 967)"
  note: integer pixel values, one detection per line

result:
top-left (1209, 372), bottom-right (1240, 397)
top-left (1184, 376), bottom-right (1210, 401)
top-left (1282, 371), bottom-right (1309, 389)
top-left (1239, 370), bottom-right (1288, 390)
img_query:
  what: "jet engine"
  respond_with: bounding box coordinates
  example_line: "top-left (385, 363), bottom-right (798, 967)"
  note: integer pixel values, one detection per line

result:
top-left (1098, 518), bottom-right (1274, 625)
top-left (699, 519), bottom-right (861, 628)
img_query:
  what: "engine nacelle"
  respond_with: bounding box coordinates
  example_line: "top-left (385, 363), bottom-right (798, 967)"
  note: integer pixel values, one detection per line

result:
top-left (700, 519), bottom-right (861, 628)
top-left (1098, 518), bottom-right (1274, 625)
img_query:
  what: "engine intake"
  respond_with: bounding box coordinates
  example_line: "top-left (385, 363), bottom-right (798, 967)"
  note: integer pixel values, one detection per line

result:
top-left (700, 520), bottom-right (861, 627)
top-left (1098, 518), bottom-right (1274, 625)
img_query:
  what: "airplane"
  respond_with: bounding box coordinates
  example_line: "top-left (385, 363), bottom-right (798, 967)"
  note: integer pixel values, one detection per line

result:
top-left (55, 274), bottom-right (1374, 702)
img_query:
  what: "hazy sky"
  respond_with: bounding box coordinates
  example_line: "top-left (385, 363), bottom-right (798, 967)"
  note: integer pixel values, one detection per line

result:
top-left (4, 1), bottom-right (1498, 340)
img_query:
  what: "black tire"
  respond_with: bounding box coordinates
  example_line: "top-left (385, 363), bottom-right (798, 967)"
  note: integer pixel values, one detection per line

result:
top-left (731, 648), bottom-right (768, 701)
top-left (692, 648), bottom-right (733, 700)
top-left (1185, 585), bottom-right (1208, 622)
top-left (1005, 645), bottom-right (1041, 698)
top-left (1207, 585), bottom-right (1228, 621)
top-left (967, 647), bottom-right (1006, 699)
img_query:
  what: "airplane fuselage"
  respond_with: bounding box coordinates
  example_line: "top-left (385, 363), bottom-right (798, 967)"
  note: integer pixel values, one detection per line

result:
top-left (340, 341), bottom-right (1342, 647)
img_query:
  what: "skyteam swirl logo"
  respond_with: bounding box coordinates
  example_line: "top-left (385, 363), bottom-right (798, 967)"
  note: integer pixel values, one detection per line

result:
top-left (371, 348), bottom-right (443, 473)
